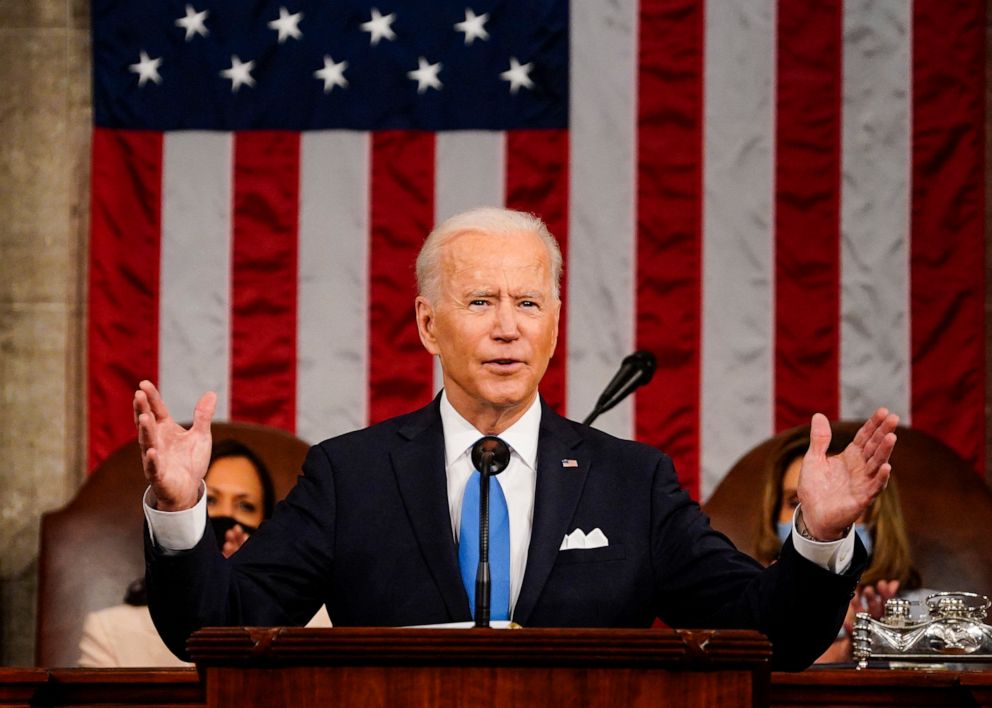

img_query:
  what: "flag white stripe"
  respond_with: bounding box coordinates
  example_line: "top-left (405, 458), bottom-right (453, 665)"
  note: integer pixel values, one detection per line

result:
top-left (159, 131), bottom-right (233, 421)
top-left (436, 131), bottom-right (506, 221)
top-left (840, 0), bottom-right (912, 423)
top-left (566, 0), bottom-right (638, 436)
top-left (434, 131), bottom-right (507, 394)
top-left (700, 0), bottom-right (777, 499)
top-left (297, 131), bottom-right (371, 442)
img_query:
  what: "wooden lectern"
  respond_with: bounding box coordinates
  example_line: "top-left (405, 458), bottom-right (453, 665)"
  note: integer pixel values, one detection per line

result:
top-left (188, 627), bottom-right (771, 707)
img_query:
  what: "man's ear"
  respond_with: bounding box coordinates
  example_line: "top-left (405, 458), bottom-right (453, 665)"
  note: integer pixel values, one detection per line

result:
top-left (550, 298), bottom-right (562, 355)
top-left (415, 296), bottom-right (440, 355)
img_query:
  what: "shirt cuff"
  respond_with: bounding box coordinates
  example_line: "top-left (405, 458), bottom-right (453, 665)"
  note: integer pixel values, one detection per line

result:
top-left (143, 482), bottom-right (207, 552)
top-left (790, 505), bottom-right (855, 574)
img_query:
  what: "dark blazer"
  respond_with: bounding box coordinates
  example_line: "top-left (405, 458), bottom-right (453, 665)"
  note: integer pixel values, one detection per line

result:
top-left (147, 396), bottom-right (864, 670)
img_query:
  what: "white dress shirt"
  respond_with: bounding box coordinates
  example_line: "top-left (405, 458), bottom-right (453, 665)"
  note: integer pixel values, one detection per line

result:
top-left (439, 391), bottom-right (540, 617)
top-left (791, 507), bottom-right (855, 573)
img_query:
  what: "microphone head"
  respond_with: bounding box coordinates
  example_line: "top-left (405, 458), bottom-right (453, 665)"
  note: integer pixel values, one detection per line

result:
top-left (624, 350), bottom-right (657, 384)
top-left (589, 350), bottom-right (658, 422)
top-left (471, 436), bottom-right (511, 476)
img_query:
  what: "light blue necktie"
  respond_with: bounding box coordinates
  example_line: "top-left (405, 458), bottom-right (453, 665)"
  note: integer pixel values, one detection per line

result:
top-left (458, 471), bottom-right (510, 621)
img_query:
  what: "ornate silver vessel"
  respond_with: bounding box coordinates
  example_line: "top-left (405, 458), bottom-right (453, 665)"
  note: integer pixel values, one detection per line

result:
top-left (853, 591), bottom-right (992, 669)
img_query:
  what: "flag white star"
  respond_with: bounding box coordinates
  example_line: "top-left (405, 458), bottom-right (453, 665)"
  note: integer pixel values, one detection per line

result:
top-left (314, 55), bottom-right (349, 93)
top-left (454, 8), bottom-right (489, 45)
top-left (175, 4), bottom-right (209, 42)
top-left (268, 7), bottom-right (303, 43)
top-left (220, 55), bottom-right (256, 93)
top-left (360, 8), bottom-right (397, 46)
top-left (129, 50), bottom-right (162, 87)
top-left (407, 56), bottom-right (442, 94)
top-left (500, 57), bottom-right (535, 94)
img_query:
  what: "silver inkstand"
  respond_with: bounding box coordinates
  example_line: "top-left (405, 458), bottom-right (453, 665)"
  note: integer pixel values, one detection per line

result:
top-left (853, 591), bottom-right (992, 669)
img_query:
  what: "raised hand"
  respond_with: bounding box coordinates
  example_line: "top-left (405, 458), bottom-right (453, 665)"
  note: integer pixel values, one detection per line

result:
top-left (221, 525), bottom-right (252, 558)
top-left (798, 408), bottom-right (899, 541)
top-left (133, 380), bottom-right (216, 511)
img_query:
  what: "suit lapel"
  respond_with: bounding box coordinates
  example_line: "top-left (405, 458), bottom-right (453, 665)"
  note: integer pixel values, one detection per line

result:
top-left (390, 399), bottom-right (470, 621)
top-left (513, 402), bottom-right (588, 625)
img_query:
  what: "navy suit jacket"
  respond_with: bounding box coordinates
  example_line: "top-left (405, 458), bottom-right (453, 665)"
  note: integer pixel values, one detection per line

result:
top-left (147, 396), bottom-right (864, 670)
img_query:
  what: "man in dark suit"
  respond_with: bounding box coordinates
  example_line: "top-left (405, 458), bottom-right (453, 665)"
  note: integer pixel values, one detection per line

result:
top-left (136, 207), bottom-right (898, 670)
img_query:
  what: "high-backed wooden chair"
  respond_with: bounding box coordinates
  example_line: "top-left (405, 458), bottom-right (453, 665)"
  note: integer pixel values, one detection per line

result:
top-left (36, 422), bottom-right (311, 667)
top-left (703, 422), bottom-right (992, 597)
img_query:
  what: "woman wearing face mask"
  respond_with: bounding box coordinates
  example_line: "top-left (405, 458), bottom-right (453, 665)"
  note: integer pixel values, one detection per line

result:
top-left (203, 440), bottom-right (275, 560)
top-left (753, 426), bottom-right (923, 664)
top-left (77, 440), bottom-right (330, 667)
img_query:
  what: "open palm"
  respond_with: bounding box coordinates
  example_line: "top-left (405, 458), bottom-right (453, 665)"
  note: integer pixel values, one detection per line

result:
top-left (798, 409), bottom-right (898, 541)
top-left (133, 380), bottom-right (216, 511)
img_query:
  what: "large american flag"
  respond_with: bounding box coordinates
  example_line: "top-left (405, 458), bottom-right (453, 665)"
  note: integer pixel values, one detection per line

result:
top-left (89, 0), bottom-right (985, 500)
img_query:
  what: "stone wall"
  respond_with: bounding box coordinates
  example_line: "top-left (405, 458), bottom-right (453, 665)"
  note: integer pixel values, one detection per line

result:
top-left (0, 0), bottom-right (90, 666)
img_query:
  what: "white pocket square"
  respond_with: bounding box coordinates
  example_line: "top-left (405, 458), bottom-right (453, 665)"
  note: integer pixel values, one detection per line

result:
top-left (559, 527), bottom-right (609, 551)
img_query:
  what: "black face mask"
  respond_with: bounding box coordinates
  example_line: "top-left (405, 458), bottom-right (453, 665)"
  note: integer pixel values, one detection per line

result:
top-left (210, 516), bottom-right (258, 548)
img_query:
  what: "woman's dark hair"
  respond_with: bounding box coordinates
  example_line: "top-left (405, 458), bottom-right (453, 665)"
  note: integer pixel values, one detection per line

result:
top-left (125, 439), bottom-right (277, 605)
top-left (208, 438), bottom-right (277, 520)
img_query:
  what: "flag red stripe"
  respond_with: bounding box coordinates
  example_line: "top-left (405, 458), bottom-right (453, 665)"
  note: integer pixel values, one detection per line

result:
top-left (636, 0), bottom-right (704, 498)
top-left (368, 131), bottom-right (436, 423)
top-left (87, 128), bottom-right (163, 470)
top-left (774, 2), bottom-right (842, 430)
top-left (229, 131), bottom-right (300, 431)
top-left (910, 0), bottom-right (986, 473)
top-left (505, 129), bottom-right (569, 415)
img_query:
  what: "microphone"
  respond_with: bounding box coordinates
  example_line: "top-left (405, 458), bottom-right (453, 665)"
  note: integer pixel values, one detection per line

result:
top-left (469, 436), bottom-right (510, 628)
top-left (471, 436), bottom-right (511, 477)
top-left (582, 350), bottom-right (657, 426)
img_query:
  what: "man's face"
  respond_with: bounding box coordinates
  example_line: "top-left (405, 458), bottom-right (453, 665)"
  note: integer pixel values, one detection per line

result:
top-left (416, 228), bottom-right (560, 428)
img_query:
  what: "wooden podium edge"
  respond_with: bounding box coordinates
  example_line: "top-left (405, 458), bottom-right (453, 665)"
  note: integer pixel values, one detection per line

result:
top-left (187, 627), bottom-right (772, 669)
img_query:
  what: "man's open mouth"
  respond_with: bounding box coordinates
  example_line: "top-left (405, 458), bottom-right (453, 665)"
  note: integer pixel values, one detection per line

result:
top-left (484, 359), bottom-right (524, 370)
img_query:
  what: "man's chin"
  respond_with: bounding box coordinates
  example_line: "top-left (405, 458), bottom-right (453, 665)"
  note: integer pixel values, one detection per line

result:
top-left (479, 384), bottom-right (537, 410)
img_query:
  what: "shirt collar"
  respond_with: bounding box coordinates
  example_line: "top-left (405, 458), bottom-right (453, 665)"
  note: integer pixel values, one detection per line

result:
top-left (439, 391), bottom-right (542, 471)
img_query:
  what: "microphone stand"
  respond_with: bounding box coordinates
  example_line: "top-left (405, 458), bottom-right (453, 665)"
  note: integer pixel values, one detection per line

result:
top-left (468, 436), bottom-right (509, 628)
top-left (475, 450), bottom-right (493, 628)
top-left (581, 350), bottom-right (657, 426)
top-left (581, 407), bottom-right (604, 427)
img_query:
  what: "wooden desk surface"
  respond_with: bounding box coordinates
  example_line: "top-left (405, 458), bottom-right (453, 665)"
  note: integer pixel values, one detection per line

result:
top-left (0, 668), bottom-right (48, 707)
top-left (45, 668), bottom-right (204, 707)
top-left (3, 664), bottom-right (991, 706)
top-left (0, 667), bottom-right (202, 707)
top-left (772, 666), bottom-right (992, 708)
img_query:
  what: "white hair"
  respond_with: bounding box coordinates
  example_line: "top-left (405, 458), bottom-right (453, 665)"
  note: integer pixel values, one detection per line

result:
top-left (415, 206), bottom-right (563, 303)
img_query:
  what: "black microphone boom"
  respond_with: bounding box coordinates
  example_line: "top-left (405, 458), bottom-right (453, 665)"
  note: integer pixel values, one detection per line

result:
top-left (582, 350), bottom-right (657, 426)
top-left (469, 436), bottom-right (510, 629)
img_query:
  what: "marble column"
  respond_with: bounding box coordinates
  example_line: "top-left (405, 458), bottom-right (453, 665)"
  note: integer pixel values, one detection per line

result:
top-left (0, 0), bottom-right (90, 666)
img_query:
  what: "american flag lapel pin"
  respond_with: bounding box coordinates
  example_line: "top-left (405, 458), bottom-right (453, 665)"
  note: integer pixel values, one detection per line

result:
top-left (561, 459), bottom-right (578, 468)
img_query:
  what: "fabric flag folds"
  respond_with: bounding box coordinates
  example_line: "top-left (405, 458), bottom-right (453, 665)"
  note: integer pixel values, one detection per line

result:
top-left (89, 0), bottom-right (985, 501)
